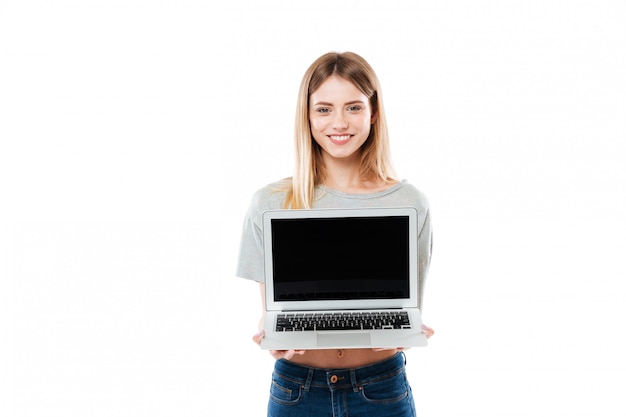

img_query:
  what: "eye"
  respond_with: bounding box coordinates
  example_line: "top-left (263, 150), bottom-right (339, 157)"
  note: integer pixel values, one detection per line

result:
top-left (315, 107), bottom-right (331, 114)
top-left (347, 105), bottom-right (363, 112)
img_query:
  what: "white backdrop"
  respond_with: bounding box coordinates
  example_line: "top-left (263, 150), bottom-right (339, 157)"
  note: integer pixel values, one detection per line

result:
top-left (1, 1), bottom-right (625, 416)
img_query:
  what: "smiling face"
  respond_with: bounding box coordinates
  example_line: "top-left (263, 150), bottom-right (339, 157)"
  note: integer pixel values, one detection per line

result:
top-left (309, 75), bottom-right (376, 164)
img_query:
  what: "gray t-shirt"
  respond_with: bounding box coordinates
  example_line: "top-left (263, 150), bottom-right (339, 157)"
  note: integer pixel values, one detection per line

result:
top-left (236, 179), bottom-right (433, 309)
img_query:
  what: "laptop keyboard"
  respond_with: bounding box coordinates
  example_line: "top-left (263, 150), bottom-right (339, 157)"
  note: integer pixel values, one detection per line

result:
top-left (275, 311), bottom-right (411, 332)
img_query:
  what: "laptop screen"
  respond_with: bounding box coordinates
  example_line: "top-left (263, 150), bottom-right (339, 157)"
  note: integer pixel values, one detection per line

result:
top-left (270, 215), bottom-right (410, 302)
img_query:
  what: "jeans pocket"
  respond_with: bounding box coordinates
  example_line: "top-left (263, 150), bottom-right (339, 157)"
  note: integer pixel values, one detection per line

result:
top-left (269, 373), bottom-right (304, 406)
top-left (360, 370), bottom-right (409, 404)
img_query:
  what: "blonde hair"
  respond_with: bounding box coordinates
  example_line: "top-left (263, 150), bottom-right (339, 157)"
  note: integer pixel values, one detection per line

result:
top-left (283, 51), bottom-right (397, 209)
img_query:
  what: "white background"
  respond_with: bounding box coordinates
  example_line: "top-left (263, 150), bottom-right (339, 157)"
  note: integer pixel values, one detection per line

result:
top-left (1, 1), bottom-right (625, 416)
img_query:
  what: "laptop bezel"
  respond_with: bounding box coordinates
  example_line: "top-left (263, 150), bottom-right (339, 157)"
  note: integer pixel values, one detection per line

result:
top-left (262, 207), bottom-right (419, 312)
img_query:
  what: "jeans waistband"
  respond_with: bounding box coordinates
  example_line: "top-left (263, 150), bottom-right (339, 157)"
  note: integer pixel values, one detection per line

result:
top-left (273, 352), bottom-right (406, 392)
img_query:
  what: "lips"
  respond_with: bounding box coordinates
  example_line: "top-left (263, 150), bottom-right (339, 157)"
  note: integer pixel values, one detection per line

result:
top-left (328, 134), bottom-right (352, 145)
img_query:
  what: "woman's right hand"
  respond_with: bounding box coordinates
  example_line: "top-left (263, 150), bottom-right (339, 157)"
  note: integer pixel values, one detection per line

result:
top-left (252, 330), bottom-right (306, 360)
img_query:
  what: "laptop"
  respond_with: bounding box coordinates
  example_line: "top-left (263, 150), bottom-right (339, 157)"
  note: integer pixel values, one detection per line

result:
top-left (260, 207), bottom-right (427, 350)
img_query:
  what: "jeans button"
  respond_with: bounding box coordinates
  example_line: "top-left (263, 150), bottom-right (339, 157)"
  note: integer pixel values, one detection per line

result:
top-left (330, 375), bottom-right (338, 383)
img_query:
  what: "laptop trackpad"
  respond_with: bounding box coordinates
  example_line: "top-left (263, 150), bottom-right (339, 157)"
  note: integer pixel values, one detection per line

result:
top-left (317, 332), bottom-right (371, 348)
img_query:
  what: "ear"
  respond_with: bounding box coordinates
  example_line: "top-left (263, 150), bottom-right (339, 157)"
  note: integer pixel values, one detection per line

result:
top-left (370, 111), bottom-right (378, 124)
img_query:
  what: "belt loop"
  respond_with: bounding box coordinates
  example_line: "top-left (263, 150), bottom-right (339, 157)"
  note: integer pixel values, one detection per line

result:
top-left (350, 369), bottom-right (359, 393)
top-left (303, 368), bottom-right (314, 392)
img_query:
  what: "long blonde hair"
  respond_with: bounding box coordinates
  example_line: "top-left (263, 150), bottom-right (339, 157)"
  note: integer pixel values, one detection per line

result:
top-left (283, 51), bottom-right (397, 209)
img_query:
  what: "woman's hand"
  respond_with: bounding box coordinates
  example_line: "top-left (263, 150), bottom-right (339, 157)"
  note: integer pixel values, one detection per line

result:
top-left (421, 323), bottom-right (435, 339)
top-left (252, 330), bottom-right (306, 360)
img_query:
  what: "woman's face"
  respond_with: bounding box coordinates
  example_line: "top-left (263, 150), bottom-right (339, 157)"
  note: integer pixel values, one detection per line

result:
top-left (309, 75), bottom-right (375, 164)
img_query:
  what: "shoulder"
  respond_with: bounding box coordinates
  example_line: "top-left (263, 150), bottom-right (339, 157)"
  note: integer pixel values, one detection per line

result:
top-left (390, 180), bottom-right (430, 211)
top-left (397, 180), bottom-right (428, 200)
top-left (246, 178), bottom-right (292, 218)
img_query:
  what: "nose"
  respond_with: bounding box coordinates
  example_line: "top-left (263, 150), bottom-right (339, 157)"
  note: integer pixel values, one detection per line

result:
top-left (332, 111), bottom-right (348, 130)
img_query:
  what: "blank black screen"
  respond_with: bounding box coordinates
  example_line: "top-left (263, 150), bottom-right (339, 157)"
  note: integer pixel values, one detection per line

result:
top-left (271, 216), bottom-right (410, 301)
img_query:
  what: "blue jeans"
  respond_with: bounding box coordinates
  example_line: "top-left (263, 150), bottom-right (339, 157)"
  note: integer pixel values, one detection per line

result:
top-left (267, 352), bottom-right (416, 417)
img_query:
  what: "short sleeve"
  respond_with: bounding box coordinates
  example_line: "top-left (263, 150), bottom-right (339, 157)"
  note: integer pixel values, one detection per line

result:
top-left (235, 195), bottom-right (266, 282)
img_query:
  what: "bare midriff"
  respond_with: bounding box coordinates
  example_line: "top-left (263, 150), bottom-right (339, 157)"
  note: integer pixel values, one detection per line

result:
top-left (286, 348), bottom-right (398, 369)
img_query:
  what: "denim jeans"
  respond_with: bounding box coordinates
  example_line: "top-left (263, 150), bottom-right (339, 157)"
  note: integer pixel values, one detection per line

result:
top-left (267, 352), bottom-right (416, 417)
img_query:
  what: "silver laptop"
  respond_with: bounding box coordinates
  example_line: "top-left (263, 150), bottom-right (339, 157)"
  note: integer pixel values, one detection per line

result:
top-left (260, 207), bottom-right (427, 350)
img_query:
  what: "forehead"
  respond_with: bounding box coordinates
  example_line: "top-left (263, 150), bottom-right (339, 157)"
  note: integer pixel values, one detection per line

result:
top-left (310, 75), bottom-right (367, 103)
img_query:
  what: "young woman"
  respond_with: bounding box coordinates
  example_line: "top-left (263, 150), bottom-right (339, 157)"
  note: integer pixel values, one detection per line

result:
top-left (236, 51), bottom-right (434, 416)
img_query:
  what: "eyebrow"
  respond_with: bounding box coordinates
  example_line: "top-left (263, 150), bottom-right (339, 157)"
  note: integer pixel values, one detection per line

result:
top-left (311, 99), bottom-right (367, 107)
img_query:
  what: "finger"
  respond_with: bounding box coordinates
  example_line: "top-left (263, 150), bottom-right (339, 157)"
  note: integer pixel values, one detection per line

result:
top-left (252, 330), bottom-right (265, 345)
top-left (420, 324), bottom-right (435, 338)
top-left (372, 347), bottom-right (407, 352)
top-left (283, 349), bottom-right (306, 360)
top-left (269, 349), bottom-right (301, 360)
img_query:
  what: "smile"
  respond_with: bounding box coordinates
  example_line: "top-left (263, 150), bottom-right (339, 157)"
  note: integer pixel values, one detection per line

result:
top-left (329, 135), bottom-right (351, 144)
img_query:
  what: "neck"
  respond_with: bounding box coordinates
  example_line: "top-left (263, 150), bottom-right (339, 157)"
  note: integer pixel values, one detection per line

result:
top-left (320, 155), bottom-right (363, 193)
top-left (319, 151), bottom-right (395, 194)
top-left (321, 160), bottom-right (393, 194)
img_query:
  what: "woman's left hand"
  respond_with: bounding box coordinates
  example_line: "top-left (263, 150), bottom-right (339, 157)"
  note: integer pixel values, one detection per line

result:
top-left (421, 323), bottom-right (435, 338)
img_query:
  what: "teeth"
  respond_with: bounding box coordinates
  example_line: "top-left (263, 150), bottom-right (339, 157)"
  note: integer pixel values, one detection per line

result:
top-left (330, 135), bottom-right (350, 141)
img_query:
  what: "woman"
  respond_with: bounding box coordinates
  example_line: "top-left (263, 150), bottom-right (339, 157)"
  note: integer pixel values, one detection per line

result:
top-left (237, 51), bottom-right (434, 416)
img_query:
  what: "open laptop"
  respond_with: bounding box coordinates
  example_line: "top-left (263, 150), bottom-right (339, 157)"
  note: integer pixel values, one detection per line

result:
top-left (260, 207), bottom-right (427, 350)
